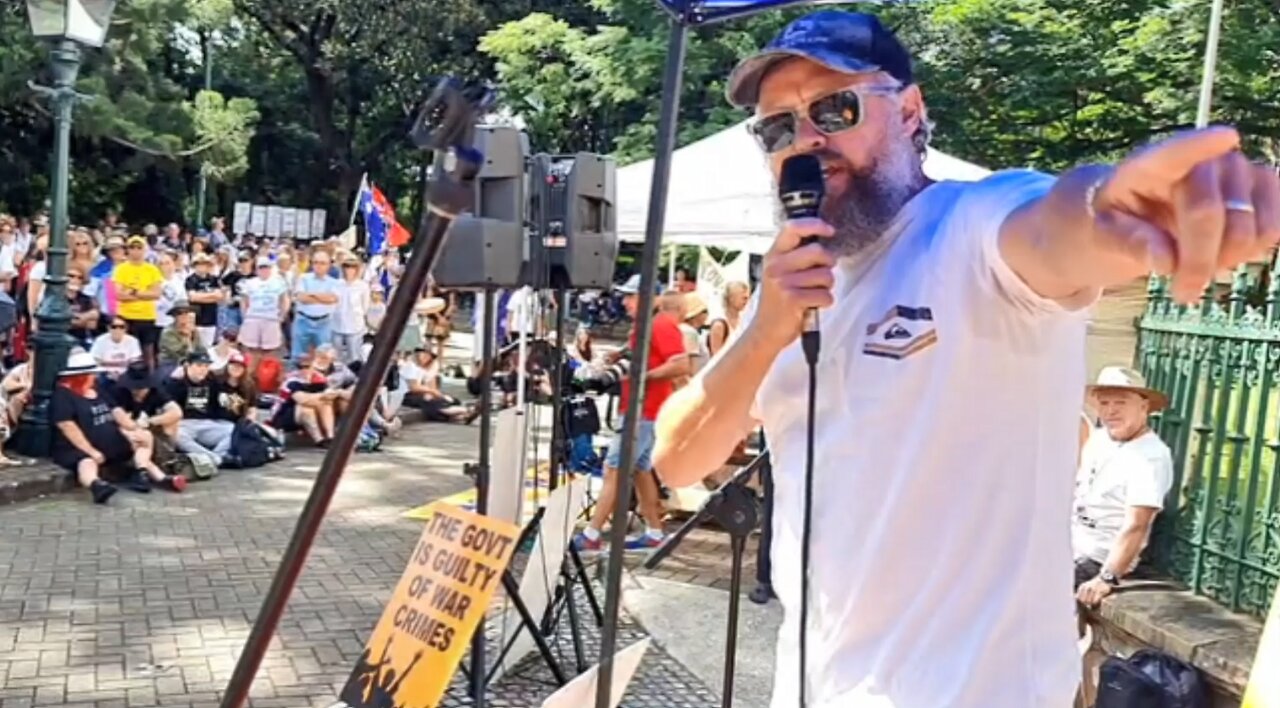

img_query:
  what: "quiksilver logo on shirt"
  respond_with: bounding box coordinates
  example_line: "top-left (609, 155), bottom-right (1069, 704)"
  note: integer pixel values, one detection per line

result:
top-left (863, 305), bottom-right (938, 360)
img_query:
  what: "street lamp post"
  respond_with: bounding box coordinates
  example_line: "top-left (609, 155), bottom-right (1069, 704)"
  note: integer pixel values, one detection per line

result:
top-left (14, 0), bottom-right (117, 458)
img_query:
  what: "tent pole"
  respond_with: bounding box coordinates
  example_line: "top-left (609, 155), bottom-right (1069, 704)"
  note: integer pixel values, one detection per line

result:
top-left (1195, 0), bottom-right (1225, 128)
top-left (668, 244), bottom-right (678, 288)
top-left (594, 17), bottom-right (689, 708)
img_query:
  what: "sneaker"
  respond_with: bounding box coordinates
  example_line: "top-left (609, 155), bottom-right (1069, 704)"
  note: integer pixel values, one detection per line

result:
top-left (624, 533), bottom-right (665, 552)
top-left (572, 532), bottom-right (604, 553)
top-left (161, 475), bottom-right (187, 493)
top-left (89, 480), bottom-right (117, 505)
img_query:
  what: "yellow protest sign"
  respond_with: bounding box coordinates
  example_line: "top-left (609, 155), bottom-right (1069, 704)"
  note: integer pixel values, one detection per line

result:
top-left (335, 504), bottom-right (520, 708)
top-left (1243, 585), bottom-right (1280, 708)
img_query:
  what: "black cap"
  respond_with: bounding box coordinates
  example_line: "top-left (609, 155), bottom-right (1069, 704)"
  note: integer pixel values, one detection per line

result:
top-left (119, 362), bottom-right (155, 391)
top-left (726, 11), bottom-right (914, 108)
top-left (185, 351), bottom-right (213, 365)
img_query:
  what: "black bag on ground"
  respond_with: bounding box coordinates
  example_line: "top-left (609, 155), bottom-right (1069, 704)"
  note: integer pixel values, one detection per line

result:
top-left (227, 419), bottom-right (281, 469)
top-left (1095, 649), bottom-right (1209, 708)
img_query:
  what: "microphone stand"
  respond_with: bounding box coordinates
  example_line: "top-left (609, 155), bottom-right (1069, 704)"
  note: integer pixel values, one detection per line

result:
top-left (218, 78), bottom-right (492, 708)
top-left (643, 453), bottom-right (767, 708)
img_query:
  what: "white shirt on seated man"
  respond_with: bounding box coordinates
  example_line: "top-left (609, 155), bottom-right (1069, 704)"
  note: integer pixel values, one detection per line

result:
top-left (1073, 366), bottom-right (1175, 607)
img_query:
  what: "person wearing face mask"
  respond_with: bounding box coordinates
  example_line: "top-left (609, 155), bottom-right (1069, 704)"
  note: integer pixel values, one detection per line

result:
top-left (653, 11), bottom-right (1280, 708)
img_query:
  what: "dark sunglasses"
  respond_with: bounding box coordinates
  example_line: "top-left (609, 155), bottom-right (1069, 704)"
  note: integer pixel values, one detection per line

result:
top-left (750, 84), bottom-right (904, 154)
top-left (110, 323), bottom-right (127, 330)
top-left (127, 244), bottom-right (145, 250)
top-left (68, 274), bottom-right (83, 281)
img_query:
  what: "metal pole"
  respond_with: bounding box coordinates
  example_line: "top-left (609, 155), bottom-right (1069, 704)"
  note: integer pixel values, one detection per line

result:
top-left (220, 145), bottom-right (480, 708)
top-left (470, 287), bottom-right (496, 708)
top-left (1195, 0), bottom-right (1226, 129)
top-left (594, 18), bottom-right (688, 708)
top-left (15, 39), bottom-right (81, 458)
top-left (195, 31), bottom-right (212, 229)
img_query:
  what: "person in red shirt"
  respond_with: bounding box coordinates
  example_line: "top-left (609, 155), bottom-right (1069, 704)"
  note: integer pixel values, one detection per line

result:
top-left (575, 274), bottom-right (690, 552)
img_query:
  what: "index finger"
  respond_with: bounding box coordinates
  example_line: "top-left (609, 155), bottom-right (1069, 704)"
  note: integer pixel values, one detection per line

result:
top-left (1124, 126), bottom-right (1241, 182)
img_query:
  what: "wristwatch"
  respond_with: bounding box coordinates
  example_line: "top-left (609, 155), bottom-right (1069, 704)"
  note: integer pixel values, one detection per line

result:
top-left (1099, 569), bottom-right (1121, 586)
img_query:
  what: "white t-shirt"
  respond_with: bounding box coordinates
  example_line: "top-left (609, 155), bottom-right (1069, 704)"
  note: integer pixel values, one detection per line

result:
top-left (333, 279), bottom-right (371, 335)
top-left (746, 171), bottom-right (1091, 707)
top-left (241, 277), bottom-right (288, 321)
top-left (399, 359), bottom-right (437, 389)
top-left (506, 288), bottom-right (539, 337)
top-left (1072, 427), bottom-right (1173, 567)
top-left (155, 273), bottom-right (188, 328)
top-left (90, 333), bottom-right (142, 376)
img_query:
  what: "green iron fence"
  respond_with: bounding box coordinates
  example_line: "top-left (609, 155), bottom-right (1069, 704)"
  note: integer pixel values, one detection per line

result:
top-left (1137, 268), bottom-right (1280, 619)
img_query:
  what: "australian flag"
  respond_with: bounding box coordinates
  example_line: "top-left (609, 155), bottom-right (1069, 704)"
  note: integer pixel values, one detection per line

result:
top-left (356, 177), bottom-right (411, 254)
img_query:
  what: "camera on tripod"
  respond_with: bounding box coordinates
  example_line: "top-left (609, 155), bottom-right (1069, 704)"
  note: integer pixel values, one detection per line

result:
top-left (575, 357), bottom-right (630, 396)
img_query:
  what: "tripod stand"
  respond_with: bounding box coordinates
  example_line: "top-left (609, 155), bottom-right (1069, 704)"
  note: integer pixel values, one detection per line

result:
top-left (644, 453), bottom-right (768, 708)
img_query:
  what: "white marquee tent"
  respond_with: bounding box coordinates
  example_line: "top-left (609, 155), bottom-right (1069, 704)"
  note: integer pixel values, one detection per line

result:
top-left (617, 121), bottom-right (992, 254)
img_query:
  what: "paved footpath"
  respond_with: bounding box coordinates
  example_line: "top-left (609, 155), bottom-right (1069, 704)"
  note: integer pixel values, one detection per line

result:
top-left (0, 430), bottom-right (478, 708)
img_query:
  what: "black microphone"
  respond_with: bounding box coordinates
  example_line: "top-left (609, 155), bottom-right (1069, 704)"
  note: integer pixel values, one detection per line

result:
top-left (778, 154), bottom-right (825, 365)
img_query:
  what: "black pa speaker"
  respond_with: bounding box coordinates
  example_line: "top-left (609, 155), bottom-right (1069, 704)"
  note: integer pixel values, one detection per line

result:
top-left (432, 125), bottom-right (529, 289)
top-left (529, 153), bottom-right (617, 290)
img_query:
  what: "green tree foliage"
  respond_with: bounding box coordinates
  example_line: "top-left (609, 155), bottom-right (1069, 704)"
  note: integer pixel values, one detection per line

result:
top-left (0, 0), bottom-right (259, 224)
top-left (480, 0), bottom-right (1280, 171)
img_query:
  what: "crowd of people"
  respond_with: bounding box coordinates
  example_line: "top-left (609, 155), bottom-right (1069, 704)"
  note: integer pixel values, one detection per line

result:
top-left (0, 212), bottom-right (480, 503)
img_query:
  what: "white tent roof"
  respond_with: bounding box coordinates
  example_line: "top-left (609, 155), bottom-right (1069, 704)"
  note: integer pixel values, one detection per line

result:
top-left (617, 121), bottom-right (991, 253)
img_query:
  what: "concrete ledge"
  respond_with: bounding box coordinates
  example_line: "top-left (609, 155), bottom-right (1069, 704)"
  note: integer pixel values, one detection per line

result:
top-left (1087, 581), bottom-right (1263, 700)
top-left (0, 406), bottom-right (440, 507)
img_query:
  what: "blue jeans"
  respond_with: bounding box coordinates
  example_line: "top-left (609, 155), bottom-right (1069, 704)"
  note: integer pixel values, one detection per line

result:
top-left (605, 418), bottom-right (655, 472)
top-left (218, 305), bottom-right (242, 332)
top-left (291, 315), bottom-right (332, 364)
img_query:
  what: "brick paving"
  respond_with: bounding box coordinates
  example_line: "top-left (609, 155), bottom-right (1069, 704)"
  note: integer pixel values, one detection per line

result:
top-left (0, 415), bottom-right (737, 708)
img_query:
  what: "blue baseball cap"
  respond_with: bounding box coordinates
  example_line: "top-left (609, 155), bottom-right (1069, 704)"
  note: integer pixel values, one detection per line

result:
top-left (726, 11), bottom-right (915, 108)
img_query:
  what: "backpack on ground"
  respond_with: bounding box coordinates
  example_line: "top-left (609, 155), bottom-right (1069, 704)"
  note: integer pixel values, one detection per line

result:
top-left (227, 419), bottom-right (283, 469)
top-left (355, 423), bottom-right (382, 453)
top-left (1095, 649), bottom-right (1209, 708)
top-left (172, 453), bottom-right (218, 481)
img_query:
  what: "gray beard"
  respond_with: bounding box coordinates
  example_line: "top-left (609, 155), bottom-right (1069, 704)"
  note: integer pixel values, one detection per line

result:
top-left (775, 142), bottom-right (923, 258)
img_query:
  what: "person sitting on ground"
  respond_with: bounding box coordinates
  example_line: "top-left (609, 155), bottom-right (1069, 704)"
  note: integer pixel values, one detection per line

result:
top-left (215, 350), bottom-right (259, 422)
top-left (400, 347), bottom-right (479, 424)
top-left (112, 362), bottom-right (183, 461)
top-left (1073, 366), bottom-right (1175, 608)
top-left (157, 304), bottom-right (208, 373)
top-left (308, 344), bottom-right (357, 418)
top-left (51, 351), bottom-right (186, 504)
top-left (269, 353), bottom-right (338, 447)
top-left (209, 327), bottom-right (242, 372)
top-left (164, 351), bottom-right (235, 466)
top-left (90, 315), bottom-right (143, 380)
top-left (3, 355), bottom-right (32, 442)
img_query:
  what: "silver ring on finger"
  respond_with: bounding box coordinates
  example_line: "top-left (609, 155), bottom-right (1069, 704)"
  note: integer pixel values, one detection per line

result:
top-left (1225, 199), bottom-right (1256, 214)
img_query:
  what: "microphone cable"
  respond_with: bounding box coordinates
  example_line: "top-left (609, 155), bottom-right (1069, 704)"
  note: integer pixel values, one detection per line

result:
top-left (799, 327), bottom-right (819, 707)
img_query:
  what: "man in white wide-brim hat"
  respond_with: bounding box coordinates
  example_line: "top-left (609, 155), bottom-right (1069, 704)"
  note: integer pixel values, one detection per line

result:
top-left (1073, 366), bottom-right (1174, 607)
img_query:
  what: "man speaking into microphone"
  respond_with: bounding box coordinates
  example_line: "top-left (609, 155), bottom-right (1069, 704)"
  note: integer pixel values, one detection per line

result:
top-left (653, 10), bottom-right (1279, 708)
